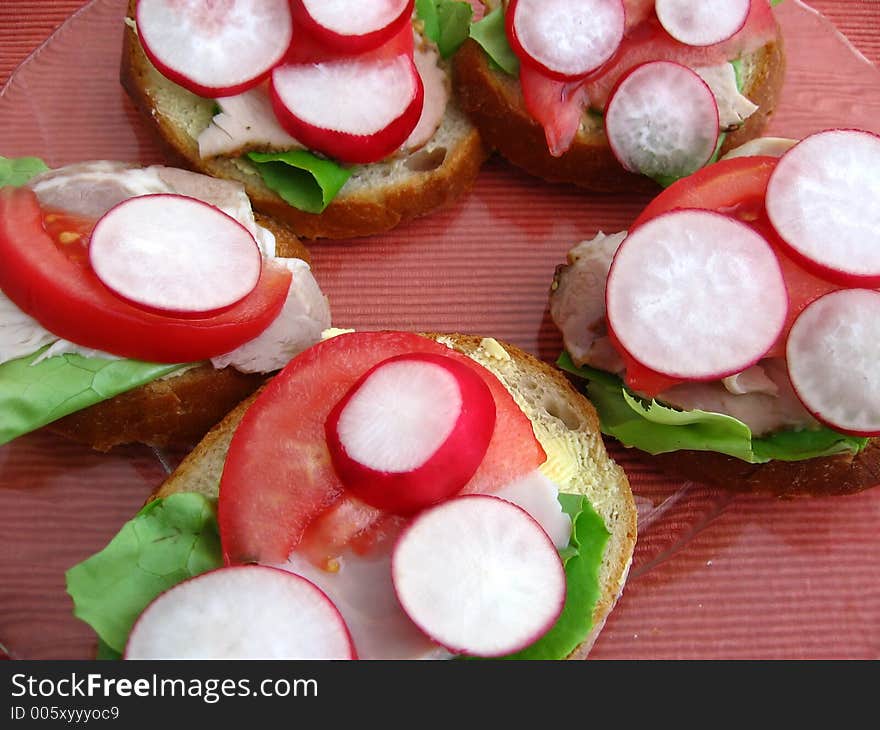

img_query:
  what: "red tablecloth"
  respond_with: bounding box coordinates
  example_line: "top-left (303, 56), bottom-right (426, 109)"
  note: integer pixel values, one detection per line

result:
top-left (1, 1), bottom-right (878, 660)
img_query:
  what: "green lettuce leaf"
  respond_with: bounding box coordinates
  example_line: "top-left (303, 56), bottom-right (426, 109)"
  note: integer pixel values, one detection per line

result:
top-left (504, 494), bottom-right (609, 660)
top-left (0, 156), bottom-right (48, 187)
top-left (469, 6), bottom-right (519, 75)
top-left (416, 0), bottom-right (473, 58)
top-left (0, 349), bottom-right (184, 446)
top-left (65, 493), bottom-right (222, 655)
top-left (247, 150), bottom-right (352, 214)
top-left (558, 352), bottom-right (868, 463)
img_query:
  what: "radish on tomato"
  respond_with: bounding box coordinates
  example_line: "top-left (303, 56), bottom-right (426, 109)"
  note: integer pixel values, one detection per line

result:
top-left (290, 0), bottom-right (414, 54)
top-left (605, 61), bottom-right (719, 182)
top-left (135, 0), bottom-right (293, 98)
top-left (124, 566), bottom-right (356, 659)
top-left (606, 209), bottom-right (788, 381)
top-left (507, 0), bottom-right (625, 80)
top-left (786, 289), bottom-right (880, 438)
top-left (270, 55), bottom-right (424, 163)
top-left (391, 495), bottom-right (566, 657)
top-left (326, 353), bottom-right (496, 515)
top-left (655, 0), bottom-right (751, 47)
top-left (88, 194), bottom-right (261, 316)
top-left (0, 187), bottom-right (291, 363)
top-left (765, 129), bottom-right (880, 287)
top-left (218, 332), bottom-right (546, 566)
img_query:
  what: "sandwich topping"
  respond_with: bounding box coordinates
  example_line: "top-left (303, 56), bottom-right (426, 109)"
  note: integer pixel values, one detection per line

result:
top-left (133, 0), bottom-right (471, 214)
top-left (551, 130), bottom-right (880, 461)
top-left (68, 332), bottom-right (613, 660)
top-left (471, 0), bottom-right (777, 181)
top-left (0, 159), bottom-right (330, 445)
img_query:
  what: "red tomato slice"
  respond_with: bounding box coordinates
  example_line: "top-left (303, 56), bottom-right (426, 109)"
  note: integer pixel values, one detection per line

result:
top-left (218, 332), bottom-right (547, 566)
top-left (0, 186), bottom-right (291, 363)
top-left (616, 155), bottom-right (841, 395)
top-left (584, 2), bottom-right (777, 109)
top-left (519, 62), bottom-right (591, 157)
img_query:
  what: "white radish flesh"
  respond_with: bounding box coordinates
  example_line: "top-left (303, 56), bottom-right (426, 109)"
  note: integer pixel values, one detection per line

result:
top-left (293, 0), bottom-right (413, 52)
top-left (271, 55), bottom-right (423, 163)
top-left (786, 289), bottom-right (880, 437)
top-left (125, 566), bottom-right (356, 659)
top-left (136, 0), bottom-right (293, 97)
top-left (391, 495), bottom-right (566, 657)
top-left (89, 194), bottom-right (261, 315)
top-left (765, 129), bottom-right (880, 286)
top-left (605, 61), bottom-right (720, 181)
top-left (655, 0), bottom-right (751, 47)
top-left (606, 209), bottom-right (788, 380)
top-left (326, 354), bottom-right (496, 515)
top-left (509, 0), bottom-right (625, 79)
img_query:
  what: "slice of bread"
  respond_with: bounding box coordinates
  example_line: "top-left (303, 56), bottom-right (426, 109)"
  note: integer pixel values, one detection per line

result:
top-left (120, 2), bottom-right (487, 240)
top-left (45, 213), bottom-right (312, 452)
top-left (154, 333), bottom-right (637, 659)
top-left (453, 20), bottom-right (785, 192)
top-left (651, 440), bottom-right (880, 498)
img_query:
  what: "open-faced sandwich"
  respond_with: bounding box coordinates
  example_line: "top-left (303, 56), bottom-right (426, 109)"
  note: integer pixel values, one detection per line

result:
top-left (121, 0), bottom-right (486, 239)
top-left (551, 130), bottom-right (880, 497)
top-left (0, 156), bottom-right (330, 450)
top-left (66, 331), bottom-right (636, 659)
top-left (455, 0), bottom-right (785, 191)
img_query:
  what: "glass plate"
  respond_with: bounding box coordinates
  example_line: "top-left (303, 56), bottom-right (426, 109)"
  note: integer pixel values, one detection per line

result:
top-left (0, 0), bottom-right (878, 659)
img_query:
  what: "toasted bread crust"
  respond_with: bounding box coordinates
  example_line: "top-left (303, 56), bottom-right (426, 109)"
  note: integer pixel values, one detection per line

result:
top-left (155, 333), bottom-right (637, 659)
top-left (47, 365), bottom-right (266, 452)
top-left (453, 29), bottom-right (785, 192)
top-left (651, 439), bottom-right (880, 498)
top-left (120, 4), bottom-right (488, 239)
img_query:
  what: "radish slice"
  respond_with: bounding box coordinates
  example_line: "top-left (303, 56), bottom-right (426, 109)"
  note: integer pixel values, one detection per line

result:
top-left (606, 209), bottom-right (788, 381)
top-left (326, 353), bottom-right (496, 515)
top-left (786, 289), bottom-right (880, 437)
top-left (89, 194), bottom-right (261, 316)
top-left (765, 129), bottom-right (880, 287)
top-left (605, 61), bottom-right (720, 181)
top-left (135, 0), bottom-right (293, 98)
top-left (391, 495), bottom-right (566, 657)
top-left (124, 566), bottom-right (356, 659)
top-left (270, 55), bottom-right (424, 163)
top-left (655, 0), bottom-right (751, 47)
top-left (291, 0), bottom-right (414, 53)
top-left (507, 0), bottom-right (625, 80)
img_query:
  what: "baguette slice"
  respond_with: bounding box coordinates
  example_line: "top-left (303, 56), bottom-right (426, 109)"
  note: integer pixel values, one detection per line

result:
top-left (453, 16), bottom-right (785, 192)
top-left (154, 333), bottom-right (637, 659)
top-left (45, 213), bottom-right (311, 452)
top-left (120, 2), bottom-right (487, 240)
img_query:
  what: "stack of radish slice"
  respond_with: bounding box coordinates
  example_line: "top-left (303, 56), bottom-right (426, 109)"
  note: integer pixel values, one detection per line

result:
top-left (655, 0), bottom-right (752, 47)
top-left (606, 129), bottom-right (880, 438)
top-left (135, 0), bottom-right (425, 163)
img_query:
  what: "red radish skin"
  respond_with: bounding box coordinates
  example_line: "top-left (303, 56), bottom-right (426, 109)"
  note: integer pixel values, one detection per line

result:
top-left (270, 55), bottom-right (424, 164)
top-left (655, 0), bottom-right (751, 47)
top-left (507, 0), bottom-right (625, 80)
top-left (291, 0), bottom-right (414, 54)
top-left (88, 194), bottom-right (261, 316)
top-left (0, 187), bottom-right (291, 364)
top-left (765, 129), bottom-right (880, 287)
top-left (606, 209), bottom-right (789, 381)
top-left (605, 61), bottom-right (719, 180)
top-left (326, 353), bottom-right (496, 515)
top-left (124, 566), bottom-right (356, 659)
top-left (136, 0), bottom-right (294, 98)
top-left (786, 289), bottom-right (880, 437)
top-left (391, 495), bottom-right (566, 657)
top-left (219, 332), bottom-right (546, 566)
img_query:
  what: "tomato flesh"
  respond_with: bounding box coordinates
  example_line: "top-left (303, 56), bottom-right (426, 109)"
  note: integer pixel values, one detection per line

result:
top-left (0, 186), bottom-right (291, 363)
top-left (218, 332), bottom-right (547, 566)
